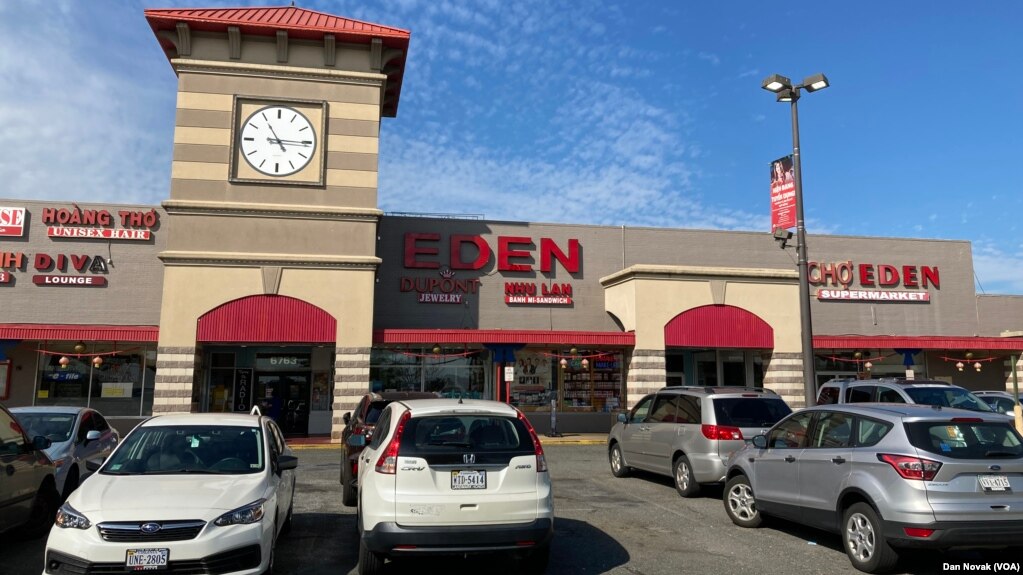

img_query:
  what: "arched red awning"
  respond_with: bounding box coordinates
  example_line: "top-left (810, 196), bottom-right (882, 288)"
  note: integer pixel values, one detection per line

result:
top-left (196, 295), bottom-right (336, 344)
top-left (664, 305), bottom-right (773, 349)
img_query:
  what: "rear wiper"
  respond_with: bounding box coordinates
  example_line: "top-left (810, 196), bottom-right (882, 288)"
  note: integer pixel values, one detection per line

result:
top-left (427, 440), bottom-right (473, 448)
top-left (984, 451), bottom-right (1020, 458)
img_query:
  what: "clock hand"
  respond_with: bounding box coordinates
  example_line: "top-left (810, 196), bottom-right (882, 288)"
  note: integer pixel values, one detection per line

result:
top-left (266, 124), bottom-right (287, 152)
top-left (270, 138), bottom-right (313, 146)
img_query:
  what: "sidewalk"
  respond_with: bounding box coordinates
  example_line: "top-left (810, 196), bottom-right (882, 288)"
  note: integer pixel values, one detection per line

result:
top-left (288, 433), bottom-right (607, 449)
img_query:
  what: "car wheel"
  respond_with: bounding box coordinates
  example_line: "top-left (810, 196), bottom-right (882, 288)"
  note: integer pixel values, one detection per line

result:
top-left (672, 455), bottom-right (701, 498)
top-left (723, 475), bottom-right (762, 528)
top-left (609, 443), bottom-right (630, 478)
top-left (519, 542), bottom-right (550, 574)
top-left (358, 536), bottom-right (385, 575)
top-left (842, 502), bottom-right (899, 574)
top-left (62, 466), bottom-right (80, 501)
top-left (342, 459), bottom-right (358, 507)
top-left (23, 478), bottom-right (59, 538)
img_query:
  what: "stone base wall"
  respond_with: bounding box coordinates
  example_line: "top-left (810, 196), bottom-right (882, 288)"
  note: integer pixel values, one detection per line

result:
top-left (626, 349), bottom-right (664, 409)
top-left (153, 346), bottom-right (198, 414)
top-left (331, 347), bottom-right (371, 442)
top-left (1005, 355), bottom-right (1023, 393)
top-left (762, 351), bottom-right (807, 408)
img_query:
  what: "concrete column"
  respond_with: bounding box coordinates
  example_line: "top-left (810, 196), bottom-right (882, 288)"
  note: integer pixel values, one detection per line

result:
top-left (762, 351), bottom-right (807, 408)
top-left (625, 349), bottom-right (665, 409)
top-left (153, 346), bottom-right (197, 413)
top-left (331, 346), bottom-right (371, 442)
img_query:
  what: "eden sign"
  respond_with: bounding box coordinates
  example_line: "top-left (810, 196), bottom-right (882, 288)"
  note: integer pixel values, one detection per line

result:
top-left (810, 261), bottom-right (939, 304)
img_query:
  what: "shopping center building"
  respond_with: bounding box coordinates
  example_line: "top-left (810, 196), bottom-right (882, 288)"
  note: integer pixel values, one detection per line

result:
top-left (2, 6), bottom-right (1022, 437)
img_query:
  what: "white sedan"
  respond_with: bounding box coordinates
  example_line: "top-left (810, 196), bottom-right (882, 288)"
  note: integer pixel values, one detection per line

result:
top-left (43, 412), bottom-right (296, 575)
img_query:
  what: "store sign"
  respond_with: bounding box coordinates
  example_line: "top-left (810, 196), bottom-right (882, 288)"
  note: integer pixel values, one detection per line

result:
top-left (42, 207), bottom-right (158, 241)
top-left (809, 261), bottom-right (940, 289)
top-left (0, 207), bottom-right (26, 237)
top-left (769, 155), bottom-right (796, 231)
top-left (2, 251), bottom-right (110, 287)
top-left (504, 282), bottom-right (573, 305)
top-left (817, 289), bottom-right (930, 302)
top-left (234, 368), bottom-right (253, 412)
top-left (33, 275), bottom-right (107, 286)
top-left (255, 353), bottom-right (311, 370)
top-left (404, 233), bottom-right (580, 273)
top-left (400, 268), bottom-right (479, 304)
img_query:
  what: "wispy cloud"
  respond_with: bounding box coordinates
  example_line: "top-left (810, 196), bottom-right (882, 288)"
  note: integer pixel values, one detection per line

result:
top-left (972, 240), bottom-right (1023, 294)
top-left (698, 51), bottom-right (721, 65)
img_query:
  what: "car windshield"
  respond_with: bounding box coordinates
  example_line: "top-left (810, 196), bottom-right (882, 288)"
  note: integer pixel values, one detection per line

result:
top-left (905, 421), bottom-right (1023, 459)
top-left (14, 413), bottom-right (76, 443)
top-left (102, 425), bottom-right (264, 475)
top-left (713, 398), bottom-right (792, 427)
top-left (904, 387), bottom-right (994, 412)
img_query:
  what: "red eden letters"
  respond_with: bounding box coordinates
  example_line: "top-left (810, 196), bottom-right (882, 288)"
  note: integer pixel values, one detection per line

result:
top-left (404, 233), bottom-right (580, 273)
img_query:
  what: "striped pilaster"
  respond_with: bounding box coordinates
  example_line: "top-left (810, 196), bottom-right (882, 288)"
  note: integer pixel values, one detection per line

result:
top-left (1004, 355), bottom-right (1023, 393)
top-left (762, 352), bottom-right (807, 408)
top-left (153, 346), bottom-right (198, 414)
top-left (626, 349), bottom-right (665, 409)
top-left (331, 347), bottom-right (371, 442)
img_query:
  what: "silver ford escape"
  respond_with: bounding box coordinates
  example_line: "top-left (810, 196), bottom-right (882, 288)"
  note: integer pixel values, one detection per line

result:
top-left (723, 404), bottom-right (1023, 573)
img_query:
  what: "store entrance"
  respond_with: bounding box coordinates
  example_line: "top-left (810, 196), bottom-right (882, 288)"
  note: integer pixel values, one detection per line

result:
top-left (255, 373), bottom-right (310, 436)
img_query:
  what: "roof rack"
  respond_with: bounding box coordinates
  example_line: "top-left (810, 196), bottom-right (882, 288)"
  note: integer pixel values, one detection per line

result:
top-left (661, 386), bottom-right (777, 395)
top-left (250, 406), bottom-right (262, 416)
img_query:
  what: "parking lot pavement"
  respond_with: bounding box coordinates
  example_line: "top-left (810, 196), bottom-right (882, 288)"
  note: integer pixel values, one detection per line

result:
top-left (4, 445), bottom-right (1020, 575)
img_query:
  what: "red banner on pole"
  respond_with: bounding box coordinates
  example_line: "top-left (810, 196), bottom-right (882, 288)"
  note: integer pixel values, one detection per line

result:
top-left (770, 155), bottom-right (796, 231)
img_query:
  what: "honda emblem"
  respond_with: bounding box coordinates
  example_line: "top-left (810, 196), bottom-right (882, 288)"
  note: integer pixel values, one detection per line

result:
top-left (463, 453), bottom-right (475, 464)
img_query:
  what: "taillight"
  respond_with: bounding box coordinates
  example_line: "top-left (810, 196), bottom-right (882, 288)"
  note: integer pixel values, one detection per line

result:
top-left (516, 409), bottom-right (548, 472)
top-left (375, 410), bottom-right (411, 474)
top-left (701, 425), bottom-right (743, 440)
top-left (878, 454), bottom-right (941, 481)
top-left (903, 527), bottom-right (935, 538)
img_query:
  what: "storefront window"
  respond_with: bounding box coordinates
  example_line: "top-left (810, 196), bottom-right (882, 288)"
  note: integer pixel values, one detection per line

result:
top-left (370, 347), bottom-right (488, 398)
top-left (510, 351), bottom-right (555, 411)
top-left (36, 343), bottom-right (155, 416)
top-left (556, 350), bottom-right (623, 414)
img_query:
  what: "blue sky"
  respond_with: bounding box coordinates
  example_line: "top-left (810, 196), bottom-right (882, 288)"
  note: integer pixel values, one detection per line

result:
top-left (2, 1), bottom-right (1022, 293)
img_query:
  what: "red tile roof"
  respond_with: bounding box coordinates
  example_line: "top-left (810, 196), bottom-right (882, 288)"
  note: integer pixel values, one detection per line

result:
top-left (0, 324), bottom-right (159, 342)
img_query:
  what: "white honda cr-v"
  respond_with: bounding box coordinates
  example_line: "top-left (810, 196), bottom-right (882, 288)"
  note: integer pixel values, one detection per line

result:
top-left (353, 398), bottom-right (553, 574)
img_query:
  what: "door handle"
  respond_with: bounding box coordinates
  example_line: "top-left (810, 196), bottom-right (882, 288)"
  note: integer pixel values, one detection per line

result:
top-left (831, 457), bottom-right (846, 464)
top-left (784, 455), bottom-right (796, 463)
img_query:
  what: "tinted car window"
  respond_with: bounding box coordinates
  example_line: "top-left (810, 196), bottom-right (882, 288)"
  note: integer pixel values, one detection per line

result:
top-left (905, 421), bottom-right (1023, 459)
top-left (846, 386), bottom-right (874, 403)
top-left (11, 413), bottom-right (75, 443)
top-left (647, 395), bottom-right (680, 423)
top-left (810, 411), bottom-right (852, 448)
top-left (630, 396), bottom-right (653, 424)
top-left (370, 409), bottom-right (392, 449)
top-left (876, 387), bottom-right (905, 403)
top-left (904, 387), bottom-right (994, 412)
top-left (93, 413), bottom-right (110, 433)
top-left (677, 395), bottom-right (701, 424)
top-left (767, 412), bottom-right (812, 449)
top-left (103, 425), bottom-right (264, 474)
top-left (817, 386), bottom-right (840, 405)
top-left (714, 398), bottom-right (791, 427)
top-left (400, 415), bottom-right (531, 454)
top-left (366, 400), bottom-right (391, 425)
top-left (76, 412), bottom-right (94, 443)
top-left (0, 409), bottom-right (26, 455)
top-left (855, 417), bottom-right (892, 447)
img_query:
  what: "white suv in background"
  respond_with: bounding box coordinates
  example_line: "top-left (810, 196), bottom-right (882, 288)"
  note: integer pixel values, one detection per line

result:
top-left (353, 398), bottom-right (553, 575)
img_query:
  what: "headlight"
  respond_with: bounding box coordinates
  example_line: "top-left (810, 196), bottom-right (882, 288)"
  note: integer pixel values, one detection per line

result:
top-left (55, 502), bottom-right (92, 529)
top-left (214, 499), bottom-right (266, 526)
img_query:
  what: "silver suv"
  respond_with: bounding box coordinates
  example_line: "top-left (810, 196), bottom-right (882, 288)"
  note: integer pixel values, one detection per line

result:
top-left (607, 387), bottom-right (792, 497)
top-left (723, 404), bottom-right (1023, 573)
top-left (817, 378), bottom-right (999, 415)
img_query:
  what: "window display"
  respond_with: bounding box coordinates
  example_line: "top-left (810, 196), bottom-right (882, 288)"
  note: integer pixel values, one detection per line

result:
top-left (510, 351), bottom-right (553, 411)
top-left (558, 351), bottom-right (623, 413)
top-left (36, 343), bottom-right (155, 416)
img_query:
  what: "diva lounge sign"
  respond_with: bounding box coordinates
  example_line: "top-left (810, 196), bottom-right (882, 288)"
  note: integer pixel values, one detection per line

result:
top-left (810, 261), bottom-right (939, 303)
top-left (42, 206), bottom-right (158, 241)
top-left (1, 251), bottom-right (109, 287)
top-left (401, 233), bottom-right (580, 305)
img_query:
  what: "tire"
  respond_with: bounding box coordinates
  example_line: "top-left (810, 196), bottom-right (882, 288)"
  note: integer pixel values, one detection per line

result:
top-left (358, 536), bottom-right (385, 575)
top-left (723, 475), bottom-right (762, 528)
top-left (62, 466), bottom-right (80, 501)
top-left (23, 478), bottom-right (59, 538)
top-left (842, 502), bottom-right (899, 574)
top-left (342, 458), bottom-right (358, 507)
top-left (672, 455), bottom-right (701, 498)
top-left (608, 444), bottom-right (630, 478)
top-left (519, 542), bottom-right (550, 574)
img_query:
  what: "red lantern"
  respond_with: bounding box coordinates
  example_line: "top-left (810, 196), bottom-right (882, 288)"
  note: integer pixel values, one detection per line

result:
top-left (59, 356), bottom-right (70, 369)
top-left (93, 356), bottom-right (103, 368)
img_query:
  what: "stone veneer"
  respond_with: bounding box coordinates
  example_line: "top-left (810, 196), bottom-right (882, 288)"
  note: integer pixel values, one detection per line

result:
top-left (331, 347), bottom-right (371, 441)
top-left (1005, 355), bottom-right (1023, 392)
top-left (761, 351), bottom-right (807, 408)
top-left (153, 346), bottom-right (199, 413)
top-left (626, 349), bottom-right (665, 409)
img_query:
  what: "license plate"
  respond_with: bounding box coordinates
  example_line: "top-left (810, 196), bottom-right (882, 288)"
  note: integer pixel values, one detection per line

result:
top-left (451, 470), bottom-right (486, 490)
top-left (979, 475), bottom-right (1011, 491)
top-left (126, 548), bottom-right (169, 571)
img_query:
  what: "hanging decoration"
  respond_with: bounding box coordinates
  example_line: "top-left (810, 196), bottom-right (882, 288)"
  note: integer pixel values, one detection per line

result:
top-left (92, 356), bottom-right (104, 368)
top-left (58, 356), bottom-right (70, 369)
top-left (939, 352), bottom-right (998, 373)
top-left (393, 345), bottom-right (481, 359)
top-left (37, 345), bottom-right (138, 360)
top-left (821, 351), bottom-right (892, 366)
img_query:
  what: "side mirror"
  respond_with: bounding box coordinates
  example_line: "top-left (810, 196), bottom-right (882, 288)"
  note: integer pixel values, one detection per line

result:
top-left (85, 430), bottom-right (101, 444)
top-left (85, 457), bottom-right (106, 472)
top-left (616, 413), bottom-right (628, 424)
top-left (277, 455), bottom-right (298, 471)
top-left (343, 412), bottom-right (351, 425)
top-left (752, 435), bottom-right (768, 449)
top-left (347, 435), bottom-right (367, 448)
top-left (32, 435), bottom-right (52, 451)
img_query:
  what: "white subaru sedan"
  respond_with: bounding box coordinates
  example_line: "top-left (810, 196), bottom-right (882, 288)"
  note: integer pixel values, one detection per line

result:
top-left (355, 398), bottom-right (553, 575)
top-left (42, 412), bottom-right (297, 575)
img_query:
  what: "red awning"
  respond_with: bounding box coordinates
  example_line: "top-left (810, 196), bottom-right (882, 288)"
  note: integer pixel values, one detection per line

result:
top-left (814, 335), bottom-right (1023, 351)
top-left (197, 295), bottom-right (336, 344)
top-left (664, 305), bottom-right (773, 349)
top-left (374, 329), bottom-right (634, 346)
top-left (0, 324), bottom-right (160, 342)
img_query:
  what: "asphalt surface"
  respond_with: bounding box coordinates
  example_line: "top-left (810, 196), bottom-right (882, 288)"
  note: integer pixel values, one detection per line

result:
top-left (3, 445), bottom-right (1020, 574)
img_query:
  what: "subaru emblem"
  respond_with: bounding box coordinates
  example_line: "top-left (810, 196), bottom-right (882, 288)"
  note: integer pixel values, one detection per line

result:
top-left (463, 453), bottom-right (475, 464)
top-left (990, 464), bottom-right (1002, 471)
top-left (140, 523), bottom-right (162, 534)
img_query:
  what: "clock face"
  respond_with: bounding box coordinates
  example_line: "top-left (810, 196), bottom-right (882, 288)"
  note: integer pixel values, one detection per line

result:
top-left (239, 106), bottom-right (317, 177)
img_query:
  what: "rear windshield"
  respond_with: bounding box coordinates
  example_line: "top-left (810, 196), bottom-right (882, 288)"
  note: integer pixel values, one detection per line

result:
top-left (904, 388), bottom-right (994, 412)
top-left (399, 415), bottom-right (533, 456)
top-left (13, 413), bottom-right (76, 443)
top-left (365, 401), bottom-right (391, 425)
top-left (713, 398), bottom-right (792, 427)
top-left (905, 421), bottom-right (1023, 459)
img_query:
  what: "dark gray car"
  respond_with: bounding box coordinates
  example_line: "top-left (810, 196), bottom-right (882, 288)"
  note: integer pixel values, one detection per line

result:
top-left (608, 387), bottom-right (791, 497)
top-left (0, 403), bottom-right (58, 537)
top-left (723, 404), bottom-right (1023, 573)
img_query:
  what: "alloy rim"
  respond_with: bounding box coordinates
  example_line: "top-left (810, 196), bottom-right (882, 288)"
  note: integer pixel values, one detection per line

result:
top-left (611, 448), bottom-right (622, 472)
top-left (676, 461), bottom-right (689, 491)
top-left (846, 512), bottom-right (875, 562)
top-left (727, 483), bottom-right (757, 521)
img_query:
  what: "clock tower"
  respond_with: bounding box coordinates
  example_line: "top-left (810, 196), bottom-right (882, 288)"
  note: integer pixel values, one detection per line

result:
top-left (145, 6), bottom-right (409, 440)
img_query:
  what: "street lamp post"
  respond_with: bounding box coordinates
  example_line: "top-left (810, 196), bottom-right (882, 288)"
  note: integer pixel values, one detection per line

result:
top-left (762, 73), bottom-right (829, 407)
